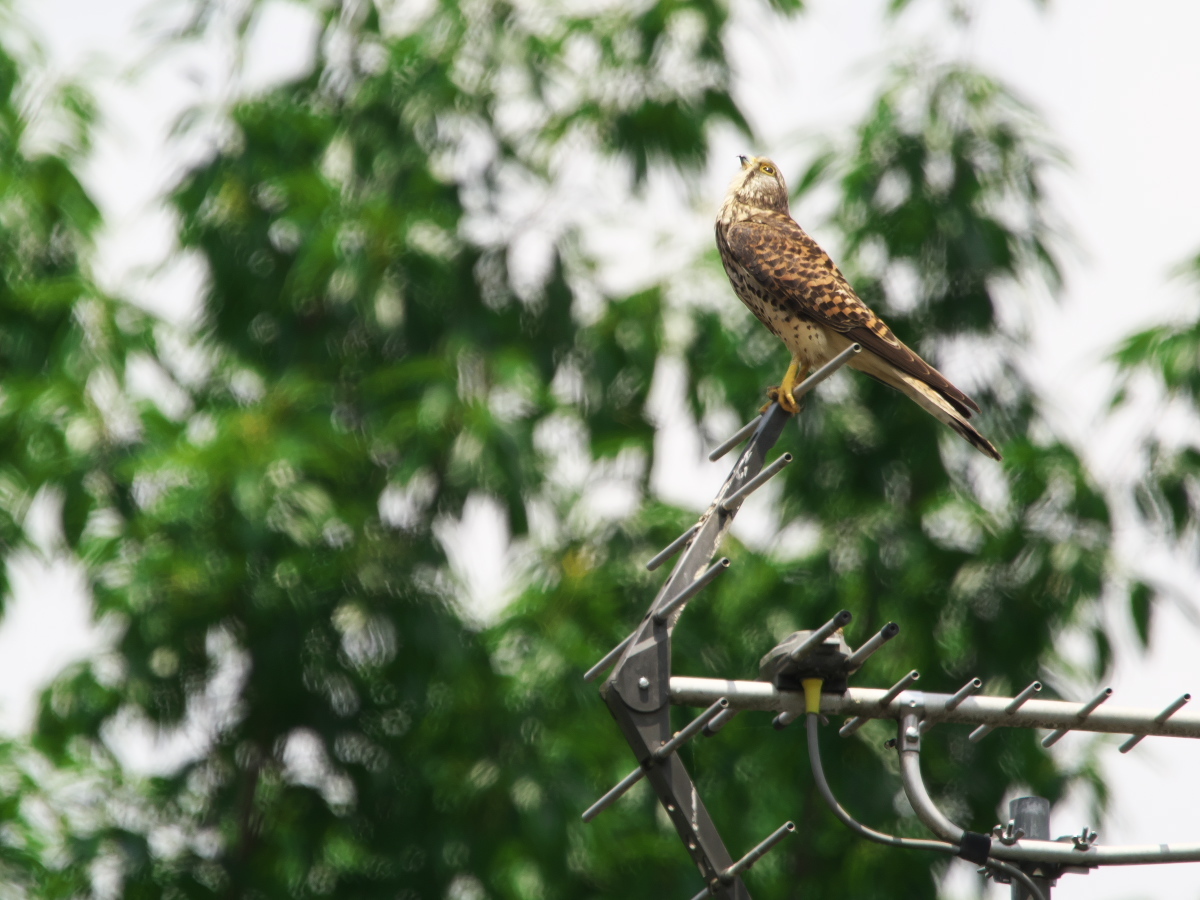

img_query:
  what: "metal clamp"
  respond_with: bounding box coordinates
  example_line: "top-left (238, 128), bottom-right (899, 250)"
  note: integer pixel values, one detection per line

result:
top-left (1063, 826), bottom-right (1099, 851)
top-left (993, 821), bottom-right (1026, 846)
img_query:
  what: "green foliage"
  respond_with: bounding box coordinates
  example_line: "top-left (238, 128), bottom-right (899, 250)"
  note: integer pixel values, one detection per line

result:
top-left (1114, 251), bottom-right (1200, 402)
top-left (0, 2), bottom-right (1132, 900)
top-left (21, 0), bottom-right (773, 897)
top-left (0, 42), bottom-right (121, 590)
top-left (1128, 581), bottom-right (1154, 647)
top-left (0, 26), bottom-right (153, 895)
top-left (1112, 252), bottom-right (1200, 628)
top-left (805, 61), bottom-right (1064, 319)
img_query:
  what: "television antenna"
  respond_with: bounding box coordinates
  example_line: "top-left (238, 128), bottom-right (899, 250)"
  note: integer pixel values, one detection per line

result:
top-left (582, 345), bottom-right (1200, 900)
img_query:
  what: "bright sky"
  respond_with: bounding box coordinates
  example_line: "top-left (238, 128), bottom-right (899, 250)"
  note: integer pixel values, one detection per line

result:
top-left (6, 1), bottom-right (1200, 897)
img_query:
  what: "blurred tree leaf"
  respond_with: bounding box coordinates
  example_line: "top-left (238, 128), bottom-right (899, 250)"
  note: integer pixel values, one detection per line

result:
top-left (1129, 581), bottom-right (1154, 648)
top-left (0, 20), bottom-right (154, 895)
top-left (1112, 251), bottom-right (1200, 544)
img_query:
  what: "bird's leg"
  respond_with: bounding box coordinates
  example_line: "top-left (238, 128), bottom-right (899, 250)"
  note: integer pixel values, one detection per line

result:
top-left (782, 360), bottom-right (809, 411)
top-left (763, 358), bottom-right (809, 414)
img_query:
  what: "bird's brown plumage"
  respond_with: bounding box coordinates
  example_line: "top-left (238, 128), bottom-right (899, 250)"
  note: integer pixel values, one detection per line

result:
top-left (715, 155), bottom-right (1001, 460)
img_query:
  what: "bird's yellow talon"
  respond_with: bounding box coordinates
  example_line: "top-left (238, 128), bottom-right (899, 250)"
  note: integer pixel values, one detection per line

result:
top-left (763, 385), bottom-right (801, 415)
top-left (765, 359), bottom-right (807, 415)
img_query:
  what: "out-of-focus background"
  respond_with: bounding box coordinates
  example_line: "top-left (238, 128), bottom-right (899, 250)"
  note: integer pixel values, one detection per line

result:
top-left (1, 0), bottom-right (1198, 897)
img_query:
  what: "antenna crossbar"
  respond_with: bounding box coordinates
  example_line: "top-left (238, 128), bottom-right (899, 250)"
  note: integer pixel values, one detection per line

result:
top-left (669, 677), bottom-right (1200, 741)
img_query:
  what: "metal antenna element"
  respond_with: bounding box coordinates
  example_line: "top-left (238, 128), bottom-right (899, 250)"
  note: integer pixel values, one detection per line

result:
top-left (702, 706), bottom-right (738, 737)
top-left (837, 715), bottom-right (868, 739)
top-left (791, 343), bottom-right (862, 401)
top-left (653, 558), bottom-right (730, 624)
top-left (969, 681), bottom-right (1041, 743)
top-left (582, 698), bottom-right (730, 822)
top-left (1119, 693), bottom-right (1190, 753)
top-left (720, 453), bottom-right (792, 511)
top-left (1007, 682), bottom-right (1044, 711)
top-left (1042, 687), bottom-right (1112, 748)
top-left (840, 670), bottom-right (919, 737)
top-left (646, 523), bottom-right (701, 571)
top-left (580, 554), bottom-right (720, 681)
top-left (708, 416), bottom-right (763, 463)
top-left (921, 677), bottom-right (983, 735)
top-left (787, 609), bottom-right (853, 662)
top-left (946, 677), bottom-right (983, 711)
top-left (687, 823), bottom-right (797, 900)
top-left (583, 633), bottom-right (634, 682)
top-left (723, 823), bottom-right (796, 881)
top-left (583, 556), bottom-right (728, 681)
top-left (845, 622), bottom-right (900, 669)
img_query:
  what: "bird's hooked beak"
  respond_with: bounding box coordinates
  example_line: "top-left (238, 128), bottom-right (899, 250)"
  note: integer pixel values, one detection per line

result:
top-left (737, 154), bottom-right (749, 168)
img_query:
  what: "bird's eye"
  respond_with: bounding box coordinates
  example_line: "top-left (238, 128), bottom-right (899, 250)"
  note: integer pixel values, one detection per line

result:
top-left (760, 164), bottom-right (776, 176)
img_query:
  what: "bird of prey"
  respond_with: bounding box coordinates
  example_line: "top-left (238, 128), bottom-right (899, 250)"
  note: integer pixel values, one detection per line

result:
top-left (715, 155), bottom-right (1001, 460)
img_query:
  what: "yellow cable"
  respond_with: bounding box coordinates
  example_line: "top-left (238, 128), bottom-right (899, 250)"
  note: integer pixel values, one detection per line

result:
top-left (802, 677), bottom-right (823, 715)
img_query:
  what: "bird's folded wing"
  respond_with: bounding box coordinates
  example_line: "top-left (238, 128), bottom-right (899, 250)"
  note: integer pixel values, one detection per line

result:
top-left (722, 218), bottom-right (980, 418)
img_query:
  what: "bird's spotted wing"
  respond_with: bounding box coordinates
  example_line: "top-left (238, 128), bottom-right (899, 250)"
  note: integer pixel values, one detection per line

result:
top-left (722, 215), bottom-right (981, 418)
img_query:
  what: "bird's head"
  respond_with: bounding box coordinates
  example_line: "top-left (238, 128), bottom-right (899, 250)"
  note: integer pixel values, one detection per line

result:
top-left (725, 155), bottom-right (790, 214)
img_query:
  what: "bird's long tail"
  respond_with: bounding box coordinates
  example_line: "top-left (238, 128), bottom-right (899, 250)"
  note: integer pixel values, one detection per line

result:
top-left (892, 373), bottom-right (1002, 460)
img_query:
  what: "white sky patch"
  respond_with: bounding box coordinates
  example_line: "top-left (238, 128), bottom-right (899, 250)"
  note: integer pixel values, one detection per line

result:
top-left (0, 550), bottom-right (105, 732)
top-left (101, 625), bottom-right (250, 776)
top-left (434, 493), bottom-right (518, 627)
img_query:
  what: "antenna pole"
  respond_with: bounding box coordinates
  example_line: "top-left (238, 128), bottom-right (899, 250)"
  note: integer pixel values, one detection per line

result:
top-left (1009, 797), bottom-right (1052, 900)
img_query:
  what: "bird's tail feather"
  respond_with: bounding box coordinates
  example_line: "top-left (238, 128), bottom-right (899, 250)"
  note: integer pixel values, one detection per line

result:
top-left (896, 374), bottom-right (1002, 460)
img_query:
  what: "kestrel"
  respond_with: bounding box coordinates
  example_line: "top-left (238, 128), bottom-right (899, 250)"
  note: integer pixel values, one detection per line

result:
top-left (715, 155), bottom-right (1001, 460)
